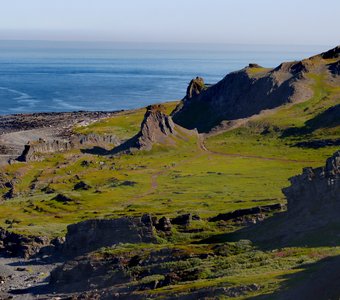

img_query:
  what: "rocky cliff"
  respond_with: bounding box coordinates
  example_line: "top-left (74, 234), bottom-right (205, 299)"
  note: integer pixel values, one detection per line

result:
top-left (282, 150), bottom-right (339, 221)
top-left (63, 215), bottom-right (156, 257)
top-left (235, 150), bottom-right (340, 246)
top-left (172, 46), bottom-right (340, 132)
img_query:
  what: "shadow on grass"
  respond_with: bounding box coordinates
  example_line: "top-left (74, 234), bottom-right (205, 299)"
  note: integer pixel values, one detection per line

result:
top-left (249, 255), bottom-right (340, 300)
top-left (198, 212), bottom-right (340, 250)
top-left (81, 133), bottom-right (140, 156)
top-left (281, 104), bottom-right (340, 140)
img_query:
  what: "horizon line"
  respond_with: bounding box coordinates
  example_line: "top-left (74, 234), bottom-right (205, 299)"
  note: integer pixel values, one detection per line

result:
top-left (0, 38), bottom-right (334, 48)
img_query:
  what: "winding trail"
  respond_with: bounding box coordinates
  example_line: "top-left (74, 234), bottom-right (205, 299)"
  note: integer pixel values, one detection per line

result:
top-left (198, 134), bottom-right (318, 164)
top-left (128, 130), bottom-right (318, 203)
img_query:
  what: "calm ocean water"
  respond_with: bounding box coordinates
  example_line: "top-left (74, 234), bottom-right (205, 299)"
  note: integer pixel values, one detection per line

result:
top-left (0, 41), bottom-right (330, 115)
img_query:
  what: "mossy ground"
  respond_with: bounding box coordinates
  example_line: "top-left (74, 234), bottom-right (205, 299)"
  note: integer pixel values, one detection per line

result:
top-left (0, 71), bottom-right (339, 298)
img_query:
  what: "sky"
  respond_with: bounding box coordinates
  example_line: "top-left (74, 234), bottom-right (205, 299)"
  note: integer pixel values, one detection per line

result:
top-left (0, 0), bottom-right (339, 46)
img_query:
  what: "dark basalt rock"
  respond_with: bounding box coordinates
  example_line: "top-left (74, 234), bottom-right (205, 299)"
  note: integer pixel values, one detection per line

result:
top-left (328, 61), bottom-right (340, 75)
top-left (321, 45), bottom-right (340, 59)
top-left (171, 213), bottom-right (192, 226)
top-left (63, 215), bottom-right (156, 257)
top-left (209, 203), bottom-right (285, 222)
top-left (74, 181), bottom-right (91, 191)
top-left (172, 64), bottom-right (304, 132)
top-left (53, 194), bottom-right (73, 203)
top-left (171, 47), bottom-right (340, 132)
top-left (295, 139), bottom-right (340, 149)
top-left (248, 63), bottom-right (262, 68)
top-left (283, 151), bottom-right (340, 218)
top-left (0, 228), bottom-right (49, 258)
top-left (155, 217), bottom-right (172, 232)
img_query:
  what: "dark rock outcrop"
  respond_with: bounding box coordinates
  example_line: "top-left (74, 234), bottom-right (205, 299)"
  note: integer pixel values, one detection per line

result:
top-left (53, 194), bottom-right (74, 203)
top-left (63, 216), bottom-right (156, 257)
top-left (321, 45), bottom-right (340, 59)
top-left (172, 63), bottom-right (311, 131)
top-left (231, 151), bottom-right (340, 246)
top-left (282, 150), bottom-right (339, 219)
top-left (74, 181), bottom-right (91, 191)
top-left (209, 203), bottom-right (285, 223)
top-left (172, 46), bottom-right (340, 132)
top-left (328, 61), bottom-right (340, 75)
top-left (0, 228), bottom-right (49, 258)
top-left (155, 217), bottom-right (172, 232)
top-left (171, 213), bottom-right (193, 226)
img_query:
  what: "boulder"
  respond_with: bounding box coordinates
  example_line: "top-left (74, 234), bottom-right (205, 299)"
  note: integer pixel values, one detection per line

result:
top-left (74, 181), bottom-right (92, 191)
top-left (171, 213), bottom-right (192, 226)
top-left (155, 217), bottom-right (172, 232)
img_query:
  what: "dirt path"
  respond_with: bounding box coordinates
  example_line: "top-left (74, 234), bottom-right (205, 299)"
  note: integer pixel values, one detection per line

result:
top-left (198, 134), bottom-right (317, 164)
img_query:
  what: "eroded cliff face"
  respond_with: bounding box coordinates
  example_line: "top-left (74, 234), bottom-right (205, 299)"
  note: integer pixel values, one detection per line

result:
top-left (283, 151), bottom-right (340, 219)
top-left (63, 215), bottom-right (156, 257)
top-left (172, 46), bottom-right (340, 132)
top-left (135, 104), bottom-right (176, 149)
top-left (17, 133), bottom-right (120, 162)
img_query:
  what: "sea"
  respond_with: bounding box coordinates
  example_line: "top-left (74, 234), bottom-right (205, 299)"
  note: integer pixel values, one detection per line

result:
top-left (0, 41), bottom-right (330, 115)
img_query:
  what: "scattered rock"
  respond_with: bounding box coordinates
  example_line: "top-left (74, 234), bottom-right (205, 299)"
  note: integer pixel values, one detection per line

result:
top-left (52, 194), bottom-right (73, 203)
top-left (155, 217), bottom-right (172, 232)
top-left (74, 181), bottom-right (91, 191)
top-left (171, 213), bottom-right (192, 226)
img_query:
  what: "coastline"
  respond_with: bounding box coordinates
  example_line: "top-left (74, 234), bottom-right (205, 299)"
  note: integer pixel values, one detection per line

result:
top-left (0, 110), bottom-right (120, 165)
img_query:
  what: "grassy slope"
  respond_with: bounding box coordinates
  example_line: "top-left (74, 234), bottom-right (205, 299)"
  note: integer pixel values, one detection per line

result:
top-left (0, 70), bottom-right (339, 297)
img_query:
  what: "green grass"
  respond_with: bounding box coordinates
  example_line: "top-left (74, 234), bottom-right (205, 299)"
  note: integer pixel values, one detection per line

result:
top-left (0, 71), bottom-right (339, 298)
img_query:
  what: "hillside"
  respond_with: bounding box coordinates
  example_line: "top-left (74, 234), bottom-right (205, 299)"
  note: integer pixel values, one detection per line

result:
top-left (172, 45), bottom-right (340, 134)
top-left (0, 46), bottom-right (339, 299)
